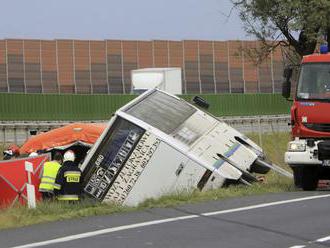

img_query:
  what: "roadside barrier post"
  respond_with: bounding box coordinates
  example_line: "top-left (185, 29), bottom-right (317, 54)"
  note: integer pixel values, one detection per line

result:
top-left (258, 117), bottom-right (263, 147)
top-left (25, 161), bottom-right (36, 209)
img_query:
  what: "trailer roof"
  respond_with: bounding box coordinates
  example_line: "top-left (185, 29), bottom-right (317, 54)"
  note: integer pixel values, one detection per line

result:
top-left (131, 67), bottom-right (180, 72)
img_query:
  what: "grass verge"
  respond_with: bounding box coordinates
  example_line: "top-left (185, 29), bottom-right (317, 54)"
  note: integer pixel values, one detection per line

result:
top-left (0, 132), bottom-right (294, 230)
top-left (0, 143), bottom-right (4, 160)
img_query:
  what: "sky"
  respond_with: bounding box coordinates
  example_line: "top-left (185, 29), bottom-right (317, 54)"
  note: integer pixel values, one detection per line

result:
top-left (0, 0), bottom-right (248, 41)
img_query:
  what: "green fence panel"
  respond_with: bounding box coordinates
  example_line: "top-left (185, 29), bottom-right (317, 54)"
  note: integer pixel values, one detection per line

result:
top-left (0, 93), bottom-right (290, 121)
top-left (181, 94), bottom-right (291, 116)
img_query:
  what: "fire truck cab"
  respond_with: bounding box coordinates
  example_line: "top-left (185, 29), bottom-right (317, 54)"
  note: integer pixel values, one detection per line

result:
top-left (283, 44), bottom-right (330, 190)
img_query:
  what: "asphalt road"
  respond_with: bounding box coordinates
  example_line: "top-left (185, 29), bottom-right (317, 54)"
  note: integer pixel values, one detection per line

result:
top-left (2, 191), bottom-right (330, 248)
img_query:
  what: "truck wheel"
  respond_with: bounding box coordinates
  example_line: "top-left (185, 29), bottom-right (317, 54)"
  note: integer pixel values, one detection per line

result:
top-left (301, 166), bottom-right (318, 191)
top-left (292, 167), bottom-right (303, 188)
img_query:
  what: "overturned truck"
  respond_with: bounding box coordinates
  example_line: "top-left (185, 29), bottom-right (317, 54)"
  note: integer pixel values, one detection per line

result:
top-left (81, 89), bottom-right (291, 206)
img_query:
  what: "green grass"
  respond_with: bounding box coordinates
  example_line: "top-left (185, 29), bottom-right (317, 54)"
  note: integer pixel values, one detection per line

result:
top-left (0, 143), bottom-right (4, 160)
top-left (0, 200), bottom-right (130, 230)
top-left (0, 132), bottom-right (294, 230)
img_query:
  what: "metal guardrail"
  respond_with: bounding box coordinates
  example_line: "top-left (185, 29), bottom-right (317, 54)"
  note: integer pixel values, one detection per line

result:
top-left (0, 115), bottom-right (291, 146)
top-left (220, 114), bottom-right (290, 132)
top-left (220, 115), bottom-right (290, 147)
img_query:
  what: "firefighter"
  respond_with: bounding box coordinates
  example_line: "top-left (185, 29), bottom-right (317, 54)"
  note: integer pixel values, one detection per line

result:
top-left (54, 150), bottom-right (82, 202)
top-left (39, 152), bottom-right (63, 200)
top-left (3, 144), bottom-right (20, 160)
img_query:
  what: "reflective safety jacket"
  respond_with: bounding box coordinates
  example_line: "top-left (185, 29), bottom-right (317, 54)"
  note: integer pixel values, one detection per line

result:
top-left (39, 161), bottom-right (61, 193)
top-left (54, 161), bottom-right (82, 201)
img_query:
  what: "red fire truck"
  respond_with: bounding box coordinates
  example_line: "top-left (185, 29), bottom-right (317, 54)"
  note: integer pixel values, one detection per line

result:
top-left (283, 44), bottom-right (330, 190)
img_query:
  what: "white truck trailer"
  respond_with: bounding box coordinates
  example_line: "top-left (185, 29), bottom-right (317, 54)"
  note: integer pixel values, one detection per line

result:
top-left (131, 68), bottom-right (182, 95)
top-left (81, 89), bottom-right (291, 206)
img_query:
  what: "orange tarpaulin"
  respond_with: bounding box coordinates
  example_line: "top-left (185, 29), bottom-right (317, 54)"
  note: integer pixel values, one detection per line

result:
top-left (19, 123), bottom-right (106, 154)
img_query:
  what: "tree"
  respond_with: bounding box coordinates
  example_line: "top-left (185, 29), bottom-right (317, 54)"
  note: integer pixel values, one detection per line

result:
top-left (232, 0), bottom-right (330, 63)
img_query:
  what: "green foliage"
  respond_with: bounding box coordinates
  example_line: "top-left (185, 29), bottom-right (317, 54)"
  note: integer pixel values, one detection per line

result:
top-left (232, 0), bottom-right (330, 60)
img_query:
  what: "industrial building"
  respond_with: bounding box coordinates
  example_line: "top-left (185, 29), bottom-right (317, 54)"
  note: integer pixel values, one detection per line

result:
top-left (0, 39), bottom-right (284, 94)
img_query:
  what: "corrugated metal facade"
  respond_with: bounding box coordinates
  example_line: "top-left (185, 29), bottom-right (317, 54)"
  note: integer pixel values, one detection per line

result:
top-left (0, 39), bottom-right (284, 94)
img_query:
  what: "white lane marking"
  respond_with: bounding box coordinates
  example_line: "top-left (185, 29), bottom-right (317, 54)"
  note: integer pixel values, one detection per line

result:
top-left (202, 194), bottom-right (330, 216)
top-left (10, 194), bottom-right (330, 248)
top-left (316, 235), bottom-right (330, 242)
top-left (9, 215), bottom-right (199, 248)
top-left (290, 233), bottom-right (330, 247)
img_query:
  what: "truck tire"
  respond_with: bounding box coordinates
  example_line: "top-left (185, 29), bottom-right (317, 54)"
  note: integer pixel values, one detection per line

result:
top-left (301, 166), bottom-right (318, 191)
top-left (292, 167), bottom-right (303, 188)
top-left (249, 161), bottom-right (271, 174)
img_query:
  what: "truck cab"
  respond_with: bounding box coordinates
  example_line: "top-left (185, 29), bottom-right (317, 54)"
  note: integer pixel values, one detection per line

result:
top-left (283, 45), bottom-right (330, 190)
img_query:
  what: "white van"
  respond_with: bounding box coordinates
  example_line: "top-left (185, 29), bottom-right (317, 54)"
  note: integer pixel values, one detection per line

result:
top-left (80, 89), bottom-right (286, 206)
